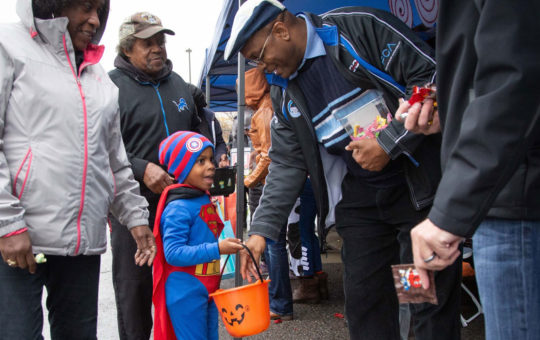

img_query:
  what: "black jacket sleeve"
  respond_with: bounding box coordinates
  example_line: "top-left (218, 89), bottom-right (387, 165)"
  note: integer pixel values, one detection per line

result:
top-left (248, 90), bottom-right (307, 241)
top-left (428, 0), bottom-right (540, 236)
top-left (324, 8), bottom-right (437, 161)
top-left (212, 118), bottom-right (227, 164)
top-left (127, 153), bottom-right (149, 182)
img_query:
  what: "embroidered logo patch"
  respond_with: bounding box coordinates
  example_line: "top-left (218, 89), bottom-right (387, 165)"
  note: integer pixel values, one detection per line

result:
top-left (172, 98), bottom-right (188, 112)
top-left (140, 12), bottom-right (158, 24)
top-left (349, 59), bottom-right (360, 72)
top-left (287, 100), bottom-right (301, 118)
top-left (186, 137), bottom-right (203, 153)
top-left (380, 42), bottom-right (399, 68)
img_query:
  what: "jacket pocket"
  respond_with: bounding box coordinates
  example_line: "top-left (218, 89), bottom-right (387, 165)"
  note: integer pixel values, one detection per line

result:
top-left (12, 147), bottom-right (33, 200)
top-left (403, 147), bottom-right (441, 210)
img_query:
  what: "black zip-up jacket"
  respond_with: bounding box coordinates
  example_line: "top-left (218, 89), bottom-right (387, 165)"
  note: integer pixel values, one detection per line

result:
top-left (249, 7), bottom-right (440, 242)
top-left (429, 0), bottom-right (540, 237)
top-left (109, 56), bottom-right (200, 208)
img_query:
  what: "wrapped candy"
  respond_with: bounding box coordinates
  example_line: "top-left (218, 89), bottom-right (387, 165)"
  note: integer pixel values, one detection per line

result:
top-left (408, 85), bottom-right (437, 106)
top-left (334, 90), bottom-right (392, 141)
top-left (352, 113), bottom-right (393, 140)
top-left (399, 85), bottom-right (437, 121)
top-left (391, 264), bottom-right (438, 304)
top-left (35, 253), bottom-right (47, 264)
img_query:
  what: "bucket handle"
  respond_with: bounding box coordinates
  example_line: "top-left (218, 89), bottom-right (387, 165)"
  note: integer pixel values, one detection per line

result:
top-left (220, 243), bottom-right (264, 283)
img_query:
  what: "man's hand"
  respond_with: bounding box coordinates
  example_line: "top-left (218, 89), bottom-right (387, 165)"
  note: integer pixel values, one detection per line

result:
top-left (0, 231), bottom-right (36, 273)
top-left (130, 225), bottom-right (156, 267)
top-left (218, 154), bottom-right (230, 168)
top-left (240, 235), bottom-right (266, 283)
top-left (411, 219), bottom-right (463, 289)
top-left (143, 162), bottom-right (174, 194)
top-left (395, 98), bottom-right (441, 135)
top-left (345, 138), bottom-right (390, 171)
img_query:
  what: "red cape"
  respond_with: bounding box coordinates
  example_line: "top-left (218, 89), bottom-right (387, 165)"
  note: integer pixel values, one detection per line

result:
top-left (152, 184), bottom-right (224, 340)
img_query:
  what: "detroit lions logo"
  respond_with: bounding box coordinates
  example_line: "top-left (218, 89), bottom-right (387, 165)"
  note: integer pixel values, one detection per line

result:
top-left (186, 137), bottom-right (203, 153)
top-left (172, 98), bottom-right (188, 112)
top-left (287, 100), bottom-right (301, 118)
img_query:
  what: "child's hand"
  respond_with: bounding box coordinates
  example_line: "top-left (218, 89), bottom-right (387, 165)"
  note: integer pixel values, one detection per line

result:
top-left (218, 238), bottom-right (243, 255)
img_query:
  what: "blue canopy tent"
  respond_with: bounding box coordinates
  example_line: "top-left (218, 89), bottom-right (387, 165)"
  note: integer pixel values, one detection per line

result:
top-left (198, 0), bottom-right (438, 111)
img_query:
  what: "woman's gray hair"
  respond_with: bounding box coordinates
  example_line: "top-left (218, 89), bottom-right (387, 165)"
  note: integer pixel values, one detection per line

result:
top-left (116, 34), bottom-right (167, 58)
top-left (116, 35), bottom-right (137, 57)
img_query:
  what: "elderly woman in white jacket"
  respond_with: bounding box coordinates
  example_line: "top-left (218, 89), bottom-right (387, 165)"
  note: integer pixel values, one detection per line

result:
top-left (0, 0), bottom-right (155, 338)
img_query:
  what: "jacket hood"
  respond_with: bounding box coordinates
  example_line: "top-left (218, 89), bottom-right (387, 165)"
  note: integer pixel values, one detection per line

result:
top-left (114, 54), bottom-right (173, 83)
top-left (203, 107), bottom-right (215, 122)
top-left (245, 67), bottom-right (270, 110)
top-left (165, 185), bottom-right (206, 205)
top-left (18, 0), bottom-right (109, 45)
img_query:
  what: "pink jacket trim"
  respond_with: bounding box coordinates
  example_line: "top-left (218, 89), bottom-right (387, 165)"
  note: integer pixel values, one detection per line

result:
top-left (18, 152), bottom-right (33, 200)
top-left (2, 228), bottom-right (28, 238)
top-left (78, 43), bottom-right (105, 77)
top-left (63, 34), bottom-right (90, 255)
top-left (12, 148), bottom-right (32, 197)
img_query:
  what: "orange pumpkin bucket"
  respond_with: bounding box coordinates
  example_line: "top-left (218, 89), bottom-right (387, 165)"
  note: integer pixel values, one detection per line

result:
top-left (210, 244), bottom-right (270, 337)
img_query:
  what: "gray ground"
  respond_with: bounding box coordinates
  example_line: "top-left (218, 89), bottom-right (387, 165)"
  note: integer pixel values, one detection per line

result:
top-left (41, 229), bottom-right (484, 339)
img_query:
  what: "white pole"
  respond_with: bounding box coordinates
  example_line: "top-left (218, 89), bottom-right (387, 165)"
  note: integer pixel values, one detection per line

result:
top-left (185, 48), bottom-right (192, 83)
top-left (206, 75), bottom-right (211, 106)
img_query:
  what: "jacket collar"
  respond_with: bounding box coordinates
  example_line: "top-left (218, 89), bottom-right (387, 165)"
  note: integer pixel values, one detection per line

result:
top-left (165, 185), bottom-right (206, 205)
top-left (269, 12), bottom-right (340, 88)
top-left (304, 12), bottom-right (339, 46)
top-left (288, 14), bottom-right (326, 80)
top-left (114, 55), bottom-right (173, 84)
top-left (17, 0), bottom-right (107, 73)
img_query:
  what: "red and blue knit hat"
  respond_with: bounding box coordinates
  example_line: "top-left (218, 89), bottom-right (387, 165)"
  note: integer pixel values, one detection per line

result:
top-left (158, 131), bottom-right (214, 183)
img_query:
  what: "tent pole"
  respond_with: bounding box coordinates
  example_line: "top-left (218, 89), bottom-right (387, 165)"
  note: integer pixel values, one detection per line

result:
top-left (234, 39), bottom-right (246, 292)
top-left (205, 75), bottom-right (211, 106)
top-left (234, 2), bottom-right (246, 339)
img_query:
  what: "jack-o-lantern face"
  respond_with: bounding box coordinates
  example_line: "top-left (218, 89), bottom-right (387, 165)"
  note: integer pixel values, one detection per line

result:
top-left (222, 303), bottom-right (246, 326)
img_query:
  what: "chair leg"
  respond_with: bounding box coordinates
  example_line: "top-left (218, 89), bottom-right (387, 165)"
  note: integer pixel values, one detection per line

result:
top-left (461, 314), bottom-right (468, 327)
top-left (460, 282), bottom-right (483, 327)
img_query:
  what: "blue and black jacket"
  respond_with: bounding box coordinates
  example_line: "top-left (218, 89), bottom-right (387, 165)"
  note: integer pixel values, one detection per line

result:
top-left (109, 56), bottom-right (201, 208)
top-left (250, 7), bottom-right (441, 243)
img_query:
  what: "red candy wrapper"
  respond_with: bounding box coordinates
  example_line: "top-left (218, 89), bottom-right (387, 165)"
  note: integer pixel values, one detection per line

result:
top-left (391, 264), bottom-right (438, 305)
top-left (409, 85), bottom-right (436, 105)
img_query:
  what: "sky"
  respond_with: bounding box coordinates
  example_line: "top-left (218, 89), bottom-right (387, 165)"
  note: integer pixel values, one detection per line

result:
top-left (0, 0), bottom-right (225, 86)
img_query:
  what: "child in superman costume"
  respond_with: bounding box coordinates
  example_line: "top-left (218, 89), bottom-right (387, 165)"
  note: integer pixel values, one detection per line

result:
top-left (153, 131), bottom-right (243, 340)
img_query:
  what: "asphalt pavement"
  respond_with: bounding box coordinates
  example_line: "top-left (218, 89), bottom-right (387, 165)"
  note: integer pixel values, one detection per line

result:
top-left (40, 229), bottom-right (485, 339)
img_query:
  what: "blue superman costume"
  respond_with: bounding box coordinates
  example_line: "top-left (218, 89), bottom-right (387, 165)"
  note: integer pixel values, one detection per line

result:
top-left (153, 131), bottom-right (223, 340)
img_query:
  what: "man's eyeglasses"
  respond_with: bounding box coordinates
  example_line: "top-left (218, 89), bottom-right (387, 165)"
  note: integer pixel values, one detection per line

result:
top-left (247, 12), bottom-right (284, 67)
top-left (250, 29), bottom-right (272, 66)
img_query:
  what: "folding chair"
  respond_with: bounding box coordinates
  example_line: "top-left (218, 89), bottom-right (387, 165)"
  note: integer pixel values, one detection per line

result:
top-left (460, 246), bottom-right (483, 327)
